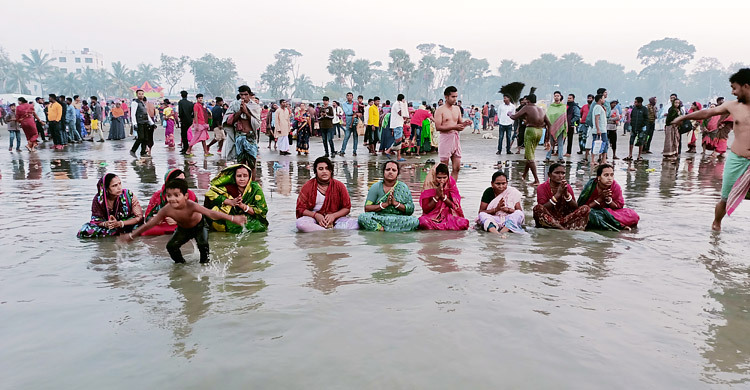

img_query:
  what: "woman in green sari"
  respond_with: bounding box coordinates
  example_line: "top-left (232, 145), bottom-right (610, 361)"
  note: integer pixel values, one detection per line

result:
top-left (358, 161), bottom-right (419, 232)
top-left (204, 164), bottom-right (268, 233)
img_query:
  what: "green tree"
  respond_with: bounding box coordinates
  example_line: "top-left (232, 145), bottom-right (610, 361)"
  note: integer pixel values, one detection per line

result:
top-left (637, 37), bottom-right (696, 98)
top-left (260, 49), bottom-right (302, 98)
top-left (327, 48), bottom-right (355, 89)
top-left (190, 54), bottom-right (238, 97)
top-left (3, 62), bottom-right (30, 94)
top-left (159, 54), bottom-right (189, 96)
top-left (388, 49), bottom-right (415, 92)
top-left (110, 61), bottom-right (136, 97)
top-left (292, 74), bottom-right (316, 100)
top-left (352, 59), bottom-right (376, 93)
top-left (22, 49), bottom-right (55, 95)
top-left (133, 63), bottom-right (161, 85)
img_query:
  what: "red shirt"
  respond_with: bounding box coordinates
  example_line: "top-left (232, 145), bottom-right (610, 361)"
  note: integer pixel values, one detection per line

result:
top-left (410, 109), bottom-right (433, 126)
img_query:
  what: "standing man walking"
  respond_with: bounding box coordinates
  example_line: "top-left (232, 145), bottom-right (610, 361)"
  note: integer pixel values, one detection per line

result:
top-left (89, 96), bottom-right (105, 142)
top-left (47, 94), bottom-right (64, 149)
top-left (481, 102), bottom-right (489, 131)
top-left (625, 96), bottom-right (649, 161)
top-left (274, 99), bottom-right (292, 155)
top-left (386, 93), bottom-right (409, 161)
top-left (34, 97), bottom-right (47, 142)
top-left (318, 96), bottom-right (336, 157)
top-left (177, 90), bottom-right (193, 154)
top-left (509, 92), bottom-right (551, 186)
top-left (496, 94), bottom-right (515, 155)
top-left (207, 97), bottom-right (225, 154)
top-left (434, 86), bottom-right (473, 179)
top-left (643, 97), bottom-right (657, 153)
top-left (130, 90), bottom-right (153, 156)
top-left (565, 94), bottom-right (580, 156)
top-left (339, 92), bottom-right (356, 156)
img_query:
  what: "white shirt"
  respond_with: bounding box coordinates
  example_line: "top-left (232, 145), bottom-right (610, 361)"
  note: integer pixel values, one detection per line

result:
top-left (497, 103), bottom-right (515, 126)
top-left (332, 106), bottom-right (343, 124)
top-left (313, 190), bottom-right (325, 212)
top-left (390, 101), bottom-right (407, 128)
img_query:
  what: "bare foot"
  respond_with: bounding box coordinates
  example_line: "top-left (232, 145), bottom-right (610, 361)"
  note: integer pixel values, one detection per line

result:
top-left (531, 181), bottom-right (540, 187)
top-left (712, 220), bottom-right (721, 231)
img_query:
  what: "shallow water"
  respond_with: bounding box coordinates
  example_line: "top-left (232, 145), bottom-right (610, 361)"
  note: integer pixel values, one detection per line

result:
top-left (1, 129), bottom-right (748, 389)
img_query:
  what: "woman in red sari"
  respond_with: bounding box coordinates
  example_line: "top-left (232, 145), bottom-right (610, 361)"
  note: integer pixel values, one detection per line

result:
top-left (16, 97), bottom-right (42, 151)
top-left (418, 163), bottom-right (469, 230)
top-left (141, 169), bottom-right (198, 236)
top-left (577, 163), bottom-right (640, 231)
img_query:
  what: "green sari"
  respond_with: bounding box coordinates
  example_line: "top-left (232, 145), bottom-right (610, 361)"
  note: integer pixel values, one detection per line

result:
top-left (204, 164), bottom-right (268, 233)
top-left (358, 180), bottom-right (419, 232)
top-left (420, 118), bottom-right (431, 152)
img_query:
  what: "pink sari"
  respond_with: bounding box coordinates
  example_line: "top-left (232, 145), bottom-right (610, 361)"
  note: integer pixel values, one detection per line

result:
top-left (418, 176), bottom-right (469, 230)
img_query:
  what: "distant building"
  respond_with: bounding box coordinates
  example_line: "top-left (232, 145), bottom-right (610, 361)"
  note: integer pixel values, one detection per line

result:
top-left (50, 48), bottom-right (105, 74)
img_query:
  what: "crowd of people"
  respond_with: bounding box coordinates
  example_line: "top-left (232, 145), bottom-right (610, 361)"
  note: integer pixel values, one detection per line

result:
top-left (4, 68), bottom-right (750, 263)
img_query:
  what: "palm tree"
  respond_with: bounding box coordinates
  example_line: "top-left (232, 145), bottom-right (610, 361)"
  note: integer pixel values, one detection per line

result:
top-left (133, 63), bottom-right (161, 85)
top-left (45, 68), bottom-right (77, 96)
top-left (110, 61), bottom-right (136, 98)
top-left (292, 75), bottom-right (315, 100)
top-left (22, 49), bottom-right (55, 95)
top-left (4, 62), bottom-right (31, 94)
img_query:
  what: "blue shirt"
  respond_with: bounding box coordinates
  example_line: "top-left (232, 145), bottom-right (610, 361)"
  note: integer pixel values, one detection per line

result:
top-left (211, 105), bottom-right (223, 126)
top-left (66, 105), bottom-right (76, 121)
top-left (341, 101), bottom-right (354, 116)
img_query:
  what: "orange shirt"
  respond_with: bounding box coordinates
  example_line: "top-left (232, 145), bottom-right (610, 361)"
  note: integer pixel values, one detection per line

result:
top-left (48, 102), bottom-right (63, 121)
top-left (111, 107), bottom-right (124, 118)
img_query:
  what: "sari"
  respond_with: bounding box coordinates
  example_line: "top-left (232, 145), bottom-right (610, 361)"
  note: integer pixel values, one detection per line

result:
top-left (15, 103), bottom-right (38, 144)
top-left (108, 109), bottom-right (126, 140)
top-left (418, 171), bottom-right (469, 231)
top-left (164, 106), bottom-right (175, 147)
top-left (476, 186), bottom-right (525, 233)
top-left (577, 178), bottom-right (640, 231)
top-left (296, 111), bottom-right (311, 153)
top-left (204, 164), bottom-right (269, 233)
top-left (358, 180), bottom-right (419, 232)
top-left (663, 107), bottom-right (681, 157)
top-left (140, 169), bottom-right (198, 236)
top-left (77, 175), bottom-right (143, 238)
top-left (420, 118), bottom-right (432, 152)
top-left (532, 180), bottom-right (590, 230)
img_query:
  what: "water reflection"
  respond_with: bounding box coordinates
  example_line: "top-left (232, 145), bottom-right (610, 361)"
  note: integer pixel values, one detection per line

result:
top-left (417, 232), bottom-right (467, 273)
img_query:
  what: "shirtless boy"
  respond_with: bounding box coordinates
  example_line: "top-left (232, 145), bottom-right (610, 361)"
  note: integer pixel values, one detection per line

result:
top-left (121, 179), bottom-right (246, 263)
top-left (434, 86), bottom-right (473, 179)
top-left (673, 68), bottom-right (750, 230)
top-left (509, 92), bottom-right (552, 186)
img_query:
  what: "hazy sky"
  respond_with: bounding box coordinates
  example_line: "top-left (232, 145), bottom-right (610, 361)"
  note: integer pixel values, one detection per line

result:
top-left (3, 0), bottom-right (749, 88)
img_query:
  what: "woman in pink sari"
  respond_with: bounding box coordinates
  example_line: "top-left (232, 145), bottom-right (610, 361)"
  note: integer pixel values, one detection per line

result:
top-left (418, 163), bottom-right (470, 230)
top-left (577, 163), bottom-right (640, 231)
top-left (16, 97), bottom-right (42, 151)
top-left (163, 100), bottom-right (175, 148)
top-left (477, 171), bottom-right (525, 233)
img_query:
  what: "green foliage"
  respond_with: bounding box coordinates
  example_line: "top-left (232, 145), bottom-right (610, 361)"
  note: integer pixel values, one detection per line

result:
top-left (159, 54), bottom-right (189, 96)
top-left (190, 53), bottom-right (238, 97)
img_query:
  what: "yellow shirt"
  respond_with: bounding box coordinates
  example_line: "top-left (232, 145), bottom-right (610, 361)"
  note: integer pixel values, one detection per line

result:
top-left (367, 105), bottom-right (379, 126)
top-left (48, 102), bottom-right (63, 121)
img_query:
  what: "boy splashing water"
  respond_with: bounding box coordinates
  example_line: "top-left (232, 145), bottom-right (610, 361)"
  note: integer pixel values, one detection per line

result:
top-left (121, 179), bottom-right (246, 263)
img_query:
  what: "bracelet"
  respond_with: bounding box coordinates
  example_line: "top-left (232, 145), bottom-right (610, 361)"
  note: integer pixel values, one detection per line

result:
top-left (432, 197), bottom-right (438, 203)
top-left (551, 196), bottom-right (558, 203)
top-left (395, 202), bottom-right (401, 209)
top-left (605, 198), bottom-right (613, 204)
top-left (245, 205), bottom-right (250, 213)
top-left (549, 198), bottom-right (557, 206)
top-left (231, 216), bottom-right (235, 223)
top-left (564, 194), bottom-right (572, 202)
top-left (442, 195), bottom-right (447, 201)
top-left (379, 203), bottom-right (386, 210)
top-left (120, 221), bottom-right (125, 228)
top-left (594, 200), bottom-right (601, 205)
top-left (129, 233), bottom-right (133, 240)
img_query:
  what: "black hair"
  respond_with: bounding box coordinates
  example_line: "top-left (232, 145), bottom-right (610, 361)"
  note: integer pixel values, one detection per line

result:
top-left (17, 97), bottom-right (27, 104)
top-left (263, 105), bottom-right (268, 109)
top-left (385, 100), bottom-right (391, 105)
top-left (196, 93), bottom-right (203, 99)
top-left (313, 156), bottom-right (333, 174)
top-left (8, 103), bottom-right (15, 107)
top-left (236, 94), bottom-right (241, 100)
top-left (594, 94), bottom-right (604, 103)
top-left (166, 169), bottom-right (185, 182)
top-left (729, 68), bottom-right (750, 86)
top-left (435, 163), bottom-right (450, 176)
top-left (568, 93), bottom-right (575, 99)
top-left (368, 98), bottom-right (374, 103)
top-left (66, 97), bottom-right (73, 103)
top-left (165, 178), bottom-right (188, 194)
top-left (322, 96), bottom-right (329, 101)
top-left (502, 94), bottom-right (510, 99)
top-left (548, 162), bottom-right (565, 175)
top-left (717, 96), bottom-right (725, 102)
top-left (382, 160), bottom-right (400, 175)
top-left (238, 85), bottom-right (252, 94)
top-left (553, 91), bottom-right (562, 97)
top-left (443, 86), bottom-right (457, 96)
top-left (635, 96), bottom-right (643, 103)
top-left (135, 89), bottom-right (143, 94)
top-left (527, 94), bottom-right (537, 104)
top-left (279, 99), bottom-right (286, 104)
top-left (596, 163), bottom-right (613, 177)
top-left (357, 95), bottom-right (363, 99)
top-left (214, 96), bottom-right (223, 103)
top-left (103, 173), bottom-right (118, 189)
top-left (347, 92), bottom-right (353, 95)
top-left (596, 88), bottom-right (607, 95)
top-left (73, 95), bottom-right (79, 99)
top-left (397, 93), bottom-right (404, 101)
top-left (587, 94), bottom-right (594, 99)
top-left (373, 96), bottom-right (380, 101)
top-left (492, 170), bottom-right (508, 182)
top-left (180, 90), bottom-right (188, 98)
top-left (49, 94), bottom-right (57, 100)
top-left (670, 93), bottom-right (678, 98)
top-left (90, 96), bottom-right (97, 101)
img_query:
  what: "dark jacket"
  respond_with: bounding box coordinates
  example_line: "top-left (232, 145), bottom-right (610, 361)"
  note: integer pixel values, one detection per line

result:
top-left (630, 105), bottom-right (649, 130)
top-left (178, 98), bottom-right (194, 125)
top-left (566, 102), bottom-right (581, 128)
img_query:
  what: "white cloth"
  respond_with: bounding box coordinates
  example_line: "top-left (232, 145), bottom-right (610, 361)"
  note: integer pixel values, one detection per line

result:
top-left (390, 101), bottom-right (407, 128)
top-left (497, 103), bottom-right (515, 126)
top-left (332, 106), bottom-right (343, 124)
top-left (33, 102), bottom-right (46, 122)
top-left (277, 132), bottom-right (290, 152)
top-left (313, 191), bottom-right (325, 212)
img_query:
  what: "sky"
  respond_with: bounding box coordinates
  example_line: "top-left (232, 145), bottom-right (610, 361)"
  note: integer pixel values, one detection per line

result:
top-left (3, 0), bottom-right (749, 89)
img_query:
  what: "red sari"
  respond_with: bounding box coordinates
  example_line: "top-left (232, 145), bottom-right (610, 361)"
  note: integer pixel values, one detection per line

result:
top-left (418, 176), bottom-right (469, 230)
top-left (15, 103), bottom-right (38, 144)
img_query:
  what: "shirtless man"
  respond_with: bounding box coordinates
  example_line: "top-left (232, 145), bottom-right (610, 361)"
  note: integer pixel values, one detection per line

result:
top-left (673, 68), bottom-right (750, 230)
top-left (509, 93), bottom-right (552, 186)
top-left (226, 85), bottom-right (261, 165)
top-left (434, 86), bottom-right (473, 180)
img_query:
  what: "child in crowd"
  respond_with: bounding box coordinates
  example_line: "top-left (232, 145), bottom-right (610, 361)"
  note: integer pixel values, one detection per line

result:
top-left (121, 178), bottom-right (246, 263)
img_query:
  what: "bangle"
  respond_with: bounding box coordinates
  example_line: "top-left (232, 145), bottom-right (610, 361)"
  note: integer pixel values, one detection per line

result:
top-left (231, 216), bottom-right (235, 223)
top-left (120, 221), bottom-right (125, 228)
top-left (564, 194), bottom-right (572, 202)
top-left (244, 205), bottom-right (250, 213)
top-left (594, 200), bottom-right (601, 205)
top-left (442, 195), bottom-right (447, 201)
top-left (396, 202), bottom-right (401, 209)
top-left (129, 233), bottom-right (133, 240)
top-left (432, 197), bottom-right (438, 203)
top-left (379, 203), bottom-right (385, 210)
top-left (551, 196), bottom-right (558, 203)
top-left (549, 198), bottom-right (557, 206)
top-left (605, 198), bottom-right (613, 204)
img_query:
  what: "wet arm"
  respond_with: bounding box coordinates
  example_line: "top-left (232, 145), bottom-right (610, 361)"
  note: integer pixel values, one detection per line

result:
top-left (508, 106), bottom-right (525, 120)
top-left (675, 105), bottom-right (729, 123)
top-left (478, 201), bottom-right (491, 214)
top-left (193, 201), bottom-right (236, 223)
top-left (130, 208), bottom-right (167, 238)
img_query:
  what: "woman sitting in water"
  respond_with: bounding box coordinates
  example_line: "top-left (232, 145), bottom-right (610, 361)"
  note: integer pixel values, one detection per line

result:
top-left (533, 163), bottom-right (590, 230)
top-left (477, 170), bottom-right (525, 234)
top-left (296, 156), bottom-right (359, 232)
top-left (204, 164), bottom-right (269, 233)
top-left (77, 173), bottom-right (143, 238)
top-left (358, 161), bottom-right (419, 232)
top-left (141, 169), bottom-right (198, 236)
top-left (418, 163), bottom-right (469, 230)
top-left (577, 163), bottom-right (640, 231)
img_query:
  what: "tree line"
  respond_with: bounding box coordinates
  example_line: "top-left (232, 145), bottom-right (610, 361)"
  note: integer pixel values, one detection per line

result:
top-left (1, 38), bottom-right (746, 105)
